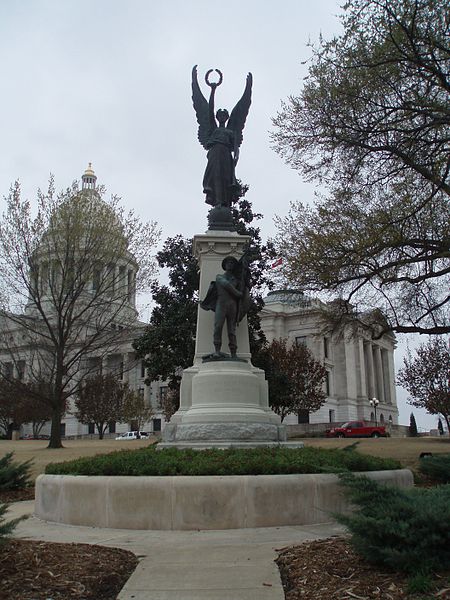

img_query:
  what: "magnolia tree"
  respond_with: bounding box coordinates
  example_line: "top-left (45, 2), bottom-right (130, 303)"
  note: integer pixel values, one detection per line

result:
top-left (0, 177), bottom-right (160, 448)
top-left (253, 338), bottom-right (327, 422)
top-left (122, 391), bottom-right (154, 433)
top-left (75, 373), bottom-right (134, 439)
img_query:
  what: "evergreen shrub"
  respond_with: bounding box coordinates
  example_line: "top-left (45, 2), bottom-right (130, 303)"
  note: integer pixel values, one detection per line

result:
top-left (418, 453), bottom-right (450, 484)
top-left (0, 502), bottom-right (26, 544)
top-left (335, 473), bottom-right (450, 574)
top-left (45, 445), bottom-right (401, 477)
top-left (0, 453), bottom-right (33, 490)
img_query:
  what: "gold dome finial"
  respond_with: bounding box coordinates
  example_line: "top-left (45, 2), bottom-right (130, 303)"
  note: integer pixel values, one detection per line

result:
top-left (82, 163), bottom-right (97, 190)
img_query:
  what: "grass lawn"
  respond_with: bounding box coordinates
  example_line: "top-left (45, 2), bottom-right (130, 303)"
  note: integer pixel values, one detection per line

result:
top-left (303, 436), bottom-right (450, 472)
top-left (0, 438), bottom-right (156, 482)
top-left (0, 435), bottom-right (448, 481)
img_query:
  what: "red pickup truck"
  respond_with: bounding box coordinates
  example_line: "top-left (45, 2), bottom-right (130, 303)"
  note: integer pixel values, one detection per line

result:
top-left (326, 420), bottom-right (387, 438)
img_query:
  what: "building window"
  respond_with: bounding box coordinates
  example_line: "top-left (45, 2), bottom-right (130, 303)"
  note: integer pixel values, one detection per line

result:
top-left (138, 388), bottom-right (145, 398)
top-left (159, 386), bottom-right (168, 405)
top-left (109, 421), bottom-right (116, 434)
top-left (324, 337), bottom-right (330, 359)
top-left (295, 336), bottom-right (307, 346)
top-left (60, 423), bottom-right (66, 437)
top-left (17, 361), bottom-right (25, 381)
top-left (88, 423), bottom-right (95, 434)
top-left (328, 409), bottom-right (335, 423)
top-left (153, 418), bottom-right (161, 432)
top-left (141, 360), bottom-right (146, 378)
top-left (325, 371), bottom-right (331, 396)
top-left (297, 409), bottom-right (310, 424)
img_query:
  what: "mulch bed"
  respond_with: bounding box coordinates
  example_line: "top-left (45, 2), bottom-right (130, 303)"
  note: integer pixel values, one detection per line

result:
top-left (0, 539), bottom-right (138, 600)
top-left (0, 489), bottom-right (138, 599)
top-left (276, 537), bottom-right (450, 599)
top-left (0, 487), bottom-right (35, 503)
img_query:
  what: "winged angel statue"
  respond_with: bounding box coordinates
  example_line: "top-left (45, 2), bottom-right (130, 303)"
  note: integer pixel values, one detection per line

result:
top-left (192, 65), bottom-right (252, 209)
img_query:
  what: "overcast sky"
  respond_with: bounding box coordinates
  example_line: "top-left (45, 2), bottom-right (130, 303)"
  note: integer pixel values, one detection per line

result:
top-left (0, 0), bottom-right (439, 430)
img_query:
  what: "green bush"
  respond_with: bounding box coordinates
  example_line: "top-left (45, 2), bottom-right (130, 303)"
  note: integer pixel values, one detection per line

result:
top-left (0, 502), bottom-right (26, 544)
top-left (45, 445), bottom-right (401, 477)
top-left (418, 453), bottom-right (450, 483)
top-left (335, 473), bottom-right (450, 574)
top-left (0, 453), bottom-right (33, 490)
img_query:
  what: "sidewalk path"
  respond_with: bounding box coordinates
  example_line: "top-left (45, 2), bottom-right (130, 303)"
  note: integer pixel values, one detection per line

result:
top-left (9, 501), bottom-right (344, 600)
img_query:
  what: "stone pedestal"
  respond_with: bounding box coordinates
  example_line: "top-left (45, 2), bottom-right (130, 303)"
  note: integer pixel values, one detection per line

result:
top-left (160, 229), bottom-right (288, 449)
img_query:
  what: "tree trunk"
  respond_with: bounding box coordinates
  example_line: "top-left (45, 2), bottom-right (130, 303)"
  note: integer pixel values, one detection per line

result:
top-left (444, 414), bottom-right (450, 436)
top-left (48, 405), bottom-right (63, 449)
top-left (98, 426), bottom-right (104, 440)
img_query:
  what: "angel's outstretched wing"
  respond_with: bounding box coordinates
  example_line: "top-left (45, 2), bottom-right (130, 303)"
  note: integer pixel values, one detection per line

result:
top-left (227, 73), bottom-right (252, 148)
top-left (192, 65), bottom-right (212, 149)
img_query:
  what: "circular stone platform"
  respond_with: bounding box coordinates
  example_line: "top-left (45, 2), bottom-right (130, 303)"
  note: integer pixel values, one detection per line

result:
top-left (35, 469), bottom-right (413, 530)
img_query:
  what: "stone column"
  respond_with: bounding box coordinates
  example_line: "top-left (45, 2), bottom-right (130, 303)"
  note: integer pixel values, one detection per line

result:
top-left (193, 231), bottom-right (251, 362)
top-left (364, 342), bottom-right (375, 399)
top-left (373, 345), bottom-right (385, 403)
top-left (381, 349), bottom-right (391, 404)
top-left (161, 230), bottom-right (286, 448)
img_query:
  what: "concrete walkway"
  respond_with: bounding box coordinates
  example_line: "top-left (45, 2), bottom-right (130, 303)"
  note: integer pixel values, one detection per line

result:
top-left (8, 501), bottom-right (344, 600)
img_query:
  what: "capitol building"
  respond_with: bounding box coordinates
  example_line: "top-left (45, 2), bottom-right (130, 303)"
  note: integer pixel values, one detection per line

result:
top-left (0, 167), bottom-right (398, 439)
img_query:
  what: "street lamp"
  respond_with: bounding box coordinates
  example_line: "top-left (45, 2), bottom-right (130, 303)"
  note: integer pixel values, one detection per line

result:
top-left (370, 397), bottom-right (379, 426)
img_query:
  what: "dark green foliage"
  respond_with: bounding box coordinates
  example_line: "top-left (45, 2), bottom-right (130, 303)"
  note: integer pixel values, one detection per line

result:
top-left (406, 573), bottom-right (433, 595)
top-left (335, 473), bottom-right (450, 574)
top-left (0, 502), bottom-right (25, 543)
top-left (133, 234), bottom-right (199, 391)
top-left (409, 412), bottom-right (418, 437)
top-left (0, 452), bottom-right (33, 490)
top-left (45, 445), bottom-right (400, 477)
top-left (418, 453), bottom-right (450, 484)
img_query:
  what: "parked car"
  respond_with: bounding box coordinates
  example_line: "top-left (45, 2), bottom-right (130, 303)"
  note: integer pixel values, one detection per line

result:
top-left (115, 431), bottom-right (149, 441)
top-left (326, 421), bottom-right (387, 438)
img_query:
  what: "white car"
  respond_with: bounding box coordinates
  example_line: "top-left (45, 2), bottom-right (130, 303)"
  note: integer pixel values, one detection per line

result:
top-left (115, 431), bottom-right (149, 441)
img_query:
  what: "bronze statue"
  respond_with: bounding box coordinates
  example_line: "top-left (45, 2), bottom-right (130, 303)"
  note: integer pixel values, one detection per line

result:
top-left (192, 66), bottom-right (252, 211)
top-left (201, 254), bottom-right (252, 359)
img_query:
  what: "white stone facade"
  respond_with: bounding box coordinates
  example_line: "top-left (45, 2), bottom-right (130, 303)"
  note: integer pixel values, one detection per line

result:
top-left (260, 290), bottom-right (399, 426)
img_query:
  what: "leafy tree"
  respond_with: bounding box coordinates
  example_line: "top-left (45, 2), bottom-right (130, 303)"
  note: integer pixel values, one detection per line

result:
top-left (409, 412), bottom-right (418, 437)
top-left (75, 373), bottom-right (133, 439)
top-left (0, 176), bottom-right (159, 448)
top-left (122, 391), bottom-right (154, 433)
top-left (272, 0), bottom-right (450, 337)
top-left (134, 192), bottom-right (276, 405)
top-left (398, 337), bottom-right (450, 434)
top-left (0, 378), bottom-right (53, 439)
top-left (253, 338), bottom-right (327, 422)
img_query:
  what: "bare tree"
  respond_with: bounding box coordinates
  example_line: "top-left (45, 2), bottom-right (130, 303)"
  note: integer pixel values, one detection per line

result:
top-left (272, 0), bottom-right (450, 337)
top-left (398, 337), bottom-right (450, 434)
top-left (0, 175), bottom-right (160, 447)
